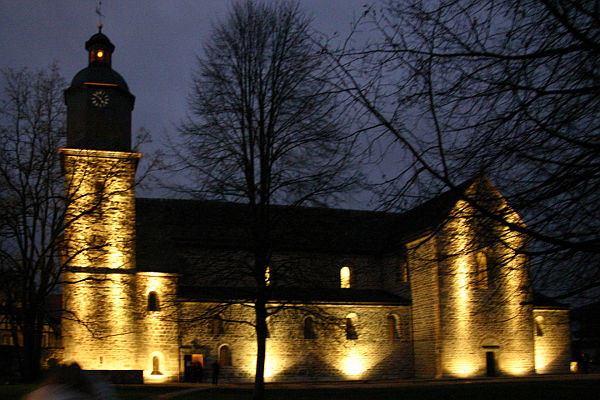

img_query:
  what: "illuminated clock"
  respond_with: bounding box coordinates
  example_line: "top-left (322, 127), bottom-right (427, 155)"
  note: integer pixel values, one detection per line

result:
top-left (91, 89), bottom-right (109, 108)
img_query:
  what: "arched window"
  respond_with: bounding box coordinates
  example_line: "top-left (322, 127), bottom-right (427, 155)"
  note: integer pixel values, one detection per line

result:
top-left (303, 316), bottom-right (316, 339)
top-left (346, 313), bottom-right (358, 340)
top-left (387, 315), bottom-right (400, 340)
top-left (475, 252), bottom-right (489, 289)
top-left (148, 291), bottom-right (159, 311)
top-left (219, 345), bottom-right (232, 366)
top-left (340, 266), bottom-right (351, 289)
top-left (211, 315), bottom-right (224, 335)
top-left (535, 315), bottom-right (544, 336)
top-left (151, 356), bottom-right (162, 375)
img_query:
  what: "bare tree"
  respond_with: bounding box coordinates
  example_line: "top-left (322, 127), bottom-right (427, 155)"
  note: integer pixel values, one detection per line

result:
top-left (331, 0), bottom-right (600, 303)
top-left (0, 66), bottom-right (67, 381)
top-left (0, 65), bottom-right (156, 381)
top-left (172, 1), bottom-right (360, 397)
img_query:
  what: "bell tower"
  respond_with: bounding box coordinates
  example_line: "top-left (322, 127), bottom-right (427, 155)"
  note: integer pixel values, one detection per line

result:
top-left (64, 27), bottom-right (135, 151)
top-left (61, 27), bottom-right (141, 374)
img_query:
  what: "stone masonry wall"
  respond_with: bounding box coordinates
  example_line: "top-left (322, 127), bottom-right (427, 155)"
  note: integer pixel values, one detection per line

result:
top-left (181, 249), bottom-right (387, 292)
top-left (179, 301), bottom-right (413, 382)
top-left (61, 149), bottom-right (141, 373)
top-left (435, 194), bottom-right (535, 377)
top-left (407, 235), bottom-right (441, 378)
top-left (136, 272), bottom-right (180, 382)
top-left (533, 308), bottom-right (571, 374)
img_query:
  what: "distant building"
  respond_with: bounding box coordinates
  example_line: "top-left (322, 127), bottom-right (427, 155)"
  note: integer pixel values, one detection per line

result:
top-left (0, 294), bottom-right (62, 381)
top-left (571, 302), bottom-right (600, 372)
top-left (56, 29), bottom-right (571, 382)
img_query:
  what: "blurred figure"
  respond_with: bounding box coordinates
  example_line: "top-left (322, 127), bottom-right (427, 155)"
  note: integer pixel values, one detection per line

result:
top-left (211, 361), bottom-right (220, 384)
top-left (24, 362), bottom-right (115, 400)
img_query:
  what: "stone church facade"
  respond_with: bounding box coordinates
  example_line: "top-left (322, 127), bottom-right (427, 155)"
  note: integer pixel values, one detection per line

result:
top-left (58, 30), bottom-right (571, 383)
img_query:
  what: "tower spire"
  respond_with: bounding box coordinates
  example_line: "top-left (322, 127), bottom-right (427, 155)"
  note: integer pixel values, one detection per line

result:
top-left (95, 0), bottom-right (104, 32)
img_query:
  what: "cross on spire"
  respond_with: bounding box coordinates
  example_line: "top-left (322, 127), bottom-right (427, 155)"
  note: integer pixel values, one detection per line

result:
top-left (95, 0), bottom-right (104, 31)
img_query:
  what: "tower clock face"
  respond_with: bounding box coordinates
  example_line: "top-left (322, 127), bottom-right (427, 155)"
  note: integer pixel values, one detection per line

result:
top-left (91, 89), bottom-right (109, 108)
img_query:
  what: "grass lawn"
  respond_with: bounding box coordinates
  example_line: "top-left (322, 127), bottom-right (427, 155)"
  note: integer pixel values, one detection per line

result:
top-left (3, 379), bottom-right (599, 400)
top-left (115, 385), bottom-right (188, 400)
top-left (171, 380), bottom-right (600, 400)
top-left (0, 384), bottom-right (181, 400)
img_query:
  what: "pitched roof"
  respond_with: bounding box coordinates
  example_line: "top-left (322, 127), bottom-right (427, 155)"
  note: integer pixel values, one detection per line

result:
top-left (135, 177), bottom-right (478, 272)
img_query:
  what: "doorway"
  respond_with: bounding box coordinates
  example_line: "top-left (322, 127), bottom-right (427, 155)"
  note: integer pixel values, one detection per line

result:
top-left (486, 351), bottom-right (496, 377)
top-left (184, 354), bottom-right (204, 382)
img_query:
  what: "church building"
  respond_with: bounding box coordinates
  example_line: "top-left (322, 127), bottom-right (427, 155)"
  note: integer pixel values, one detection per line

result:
top-left (58, 30), bottom-right (571, 383)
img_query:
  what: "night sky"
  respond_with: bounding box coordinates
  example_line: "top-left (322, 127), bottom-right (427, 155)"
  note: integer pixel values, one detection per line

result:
top-left (0, 0), bottom-right (372, 197)
top-left (2, 1), bottom-right (592, 319)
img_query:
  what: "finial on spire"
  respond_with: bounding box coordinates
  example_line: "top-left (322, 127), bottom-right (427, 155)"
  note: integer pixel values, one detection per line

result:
top-left (95, 1), bottom-right (104, 31)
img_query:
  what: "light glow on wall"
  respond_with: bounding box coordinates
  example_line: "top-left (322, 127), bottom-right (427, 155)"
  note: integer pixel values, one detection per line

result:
top-left (340, 347), bottom-right (367, 377)
top-left (145, 351), bottom-right (168, 382)
top-left (445, 202), bottom-right (477, 376)
top-left (263, 355), bottom-right (280, 379)
top-left (448, 358), bottom-right (478, 377)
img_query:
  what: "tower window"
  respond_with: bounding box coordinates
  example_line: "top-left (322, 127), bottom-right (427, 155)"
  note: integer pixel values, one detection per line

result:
top-left (151, 356), bottom-right (162, 375)
top-left (219, 345), bottom-right (232, 366)
top-left (346, 313), bottom-right (358, 340)
top-left (340, 266), bottom-right (351, 289)
top-left (148, 291), bottom-right (159, 311)
top-left (211, 316), bottom-right (224, 335)
top-left (475, 252), bottom-right (489, 289)
top-left (265, 266), bottom-right (271, 287)
top-left (303, 316), bottom-right (316, 339)
top-left (387, 315), bottom-right (400, 340)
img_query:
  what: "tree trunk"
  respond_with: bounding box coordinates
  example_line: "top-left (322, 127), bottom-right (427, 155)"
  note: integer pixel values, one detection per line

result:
top-left (253, 298), bottom-right (267, 400)
top-left (20, 318), bottom-right (43, 382)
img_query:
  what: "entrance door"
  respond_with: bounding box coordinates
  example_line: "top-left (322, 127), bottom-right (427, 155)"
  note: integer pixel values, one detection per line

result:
top-left (486, 352), bottom-right (496, 377)
top-left (183, 354), bottom-right (204, 382)
top-left (184, 354), bottom-right (192, 382)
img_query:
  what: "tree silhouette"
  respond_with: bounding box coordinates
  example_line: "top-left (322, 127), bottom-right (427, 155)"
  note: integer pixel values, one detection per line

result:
top-left (332, 0), bottom-right (599, 304)
top-left (171, 1), bottom-right (360, 397)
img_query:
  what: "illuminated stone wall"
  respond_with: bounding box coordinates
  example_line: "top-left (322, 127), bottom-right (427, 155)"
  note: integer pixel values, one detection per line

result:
top-left (179, 302), bottom-right (413, 382)
top-left (62, 271), bottom-right (139, 370)
top-left (407, 235), bottom-right (442, 378)
top-left (58, 166), bottom-right (571, 382)
top-left (136, 272), bottom-right (180, 382)
top-left (61, 149), bottom-right (141, 373)
top-left (533, 308), bottom-right (571, 373)
top-left (434, 194), bottom-right (535, 377)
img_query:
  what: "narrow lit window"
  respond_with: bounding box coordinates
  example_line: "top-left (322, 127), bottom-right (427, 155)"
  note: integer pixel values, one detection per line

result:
top-left (219, 345), bottom-right (232, 366)
top-left (397, 261), bottom-right (408, 283)
top-left (340, 266), bottom-right (351, 289)
top-left (387, 315), bottom-right (400, 340)
top-left (475, 252), bottom-right (489, 289)
top-left (212, 316), bottom-right (225, 335)
top-left (265, 266), bottom-right (271, 286)
top-left (265, 317), bottom-right (271, 338)
top-left (148, 291), bottom-right (159, 311)
top-left (535, 315), bottom-right (544, 336)
top-left (41, 333), bottom-right (49, 348)
top-left (303, 316), bottom-right (316, 339)
top-left (151, 356), bottom-right (162, 375)
top-left (346, 313), bottom-right (358, 340)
